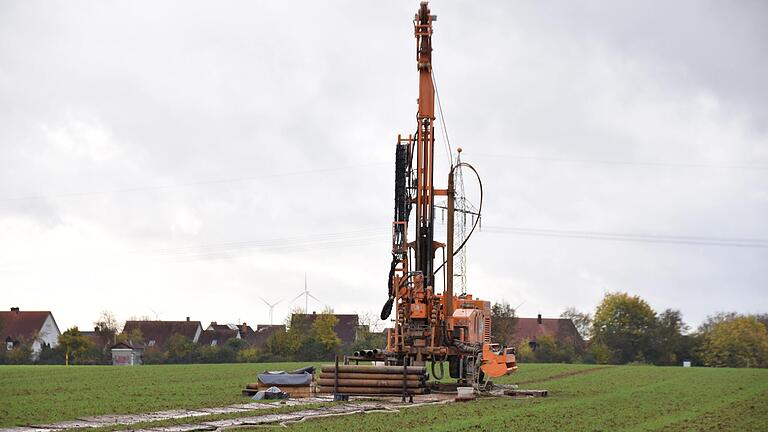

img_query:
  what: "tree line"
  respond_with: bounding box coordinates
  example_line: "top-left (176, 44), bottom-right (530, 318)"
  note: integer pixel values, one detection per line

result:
top-left (492, 292), bottom-right (768, 368)
top-left (4, 297), bottom-right (766, 367)
top-left (0, 309), bottom-right (386, 365)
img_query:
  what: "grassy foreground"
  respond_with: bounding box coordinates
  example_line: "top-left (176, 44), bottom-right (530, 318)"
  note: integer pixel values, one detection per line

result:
top-left (1, 363), bottom-right (767, 431)
top-left (0, 362), bottom-right (316, 427)
top-left (260, 364), bottom-right (768, 432)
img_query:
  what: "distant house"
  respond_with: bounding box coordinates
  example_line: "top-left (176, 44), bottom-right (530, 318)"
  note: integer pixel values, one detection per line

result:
top-left (199, 322), bottom-right (241, 346)
top-left (110, 341), bottom-right (143, 366)
top-left (206, 322), bottom-right (243, 333)
top-left (239, 324), bottom-right (286, 349)
top-left (513, 315), bottom-right (584, 350)
top-left (290, 312), bottom-right (360, 345)
top-left (121, 318), bottom-right (202, 350)
top-left (0, 307), bottom-right (61, 357)
top-left (81, 328), bottom-right (114, 350)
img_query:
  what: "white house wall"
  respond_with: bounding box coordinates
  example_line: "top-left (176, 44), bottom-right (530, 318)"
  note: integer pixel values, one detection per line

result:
top-left (29, 313), bottom-right (61, 357)
top-left (39, 314), bottom-right (60, 349)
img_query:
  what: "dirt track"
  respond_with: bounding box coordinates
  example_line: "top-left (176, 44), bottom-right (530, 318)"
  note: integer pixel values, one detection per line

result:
top-left (514, 366), bottom-right (609, 385)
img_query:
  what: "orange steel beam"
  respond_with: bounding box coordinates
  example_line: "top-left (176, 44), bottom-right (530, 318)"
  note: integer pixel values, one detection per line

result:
top-left (414, 1), bottom-right (437, 288)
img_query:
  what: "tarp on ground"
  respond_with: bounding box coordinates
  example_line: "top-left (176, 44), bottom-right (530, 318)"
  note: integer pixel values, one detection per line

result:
top-left (257, 370), bottom-right (313, 386)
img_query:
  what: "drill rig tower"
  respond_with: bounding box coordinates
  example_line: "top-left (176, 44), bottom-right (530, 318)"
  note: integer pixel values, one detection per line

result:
top-left (380, 2), bottom-right (516, 383)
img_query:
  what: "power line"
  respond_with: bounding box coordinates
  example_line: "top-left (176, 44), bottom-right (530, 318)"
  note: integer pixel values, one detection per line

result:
top-left (0, 227), bottom-right (390, 272)
top-left (0, 162), bottom-right (388, 204)
top-left (472, 154), bottom-right (768, 170)
top-left (432, 70), bottom-right (453, 166)
top-left (481, 225), bottom-right (768, 249)
top-left (149, 231), bottom-right (389, 261)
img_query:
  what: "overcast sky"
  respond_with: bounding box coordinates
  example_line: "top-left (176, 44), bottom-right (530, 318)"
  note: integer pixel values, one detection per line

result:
top-left (1, 1), bottom-right (766, 333)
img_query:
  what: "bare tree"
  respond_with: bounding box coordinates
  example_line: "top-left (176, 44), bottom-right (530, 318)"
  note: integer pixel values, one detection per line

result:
top-left (560, 307), bottom-right (593, 340)
top-left (94, 310), bottom-right (120, 347)
top-left (357, 310), bottom-right (385, 332)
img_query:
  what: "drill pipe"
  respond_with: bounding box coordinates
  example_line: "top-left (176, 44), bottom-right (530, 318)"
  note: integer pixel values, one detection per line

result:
top-left (317, 378), bottom-right (424, 388)
top-left (317, 386), bottom-right (427, 395)
top-left (318, 372), bottom-right (424, 381)
top-left (320, 365), bottom-right (426, 374)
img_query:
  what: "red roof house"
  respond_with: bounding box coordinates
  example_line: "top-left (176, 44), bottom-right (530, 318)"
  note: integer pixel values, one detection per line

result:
top-left (121, 318), bottom-right (202, 350)
top-left (0, 307), bottom-right (61, 356)
top-left (198, 327), bottom-right (239, 346)
top-left (240, 324), bottom-right (286, 348)
top-left (290, 313), bottom-right (360, 345)
top-left (512, 315), bottom-right (584, 347)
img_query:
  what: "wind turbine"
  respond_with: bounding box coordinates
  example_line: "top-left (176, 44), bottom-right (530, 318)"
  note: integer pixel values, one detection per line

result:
top-left (259, 297), bottom-right (282, 325)
top-left (148, 307), bottom-right (163, 320)
top-left (292, 272), bottom-right (321, 313)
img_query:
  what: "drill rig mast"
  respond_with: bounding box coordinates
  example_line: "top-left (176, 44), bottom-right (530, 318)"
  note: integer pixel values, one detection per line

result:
top-left (381, 2), bottom-right (516, 383)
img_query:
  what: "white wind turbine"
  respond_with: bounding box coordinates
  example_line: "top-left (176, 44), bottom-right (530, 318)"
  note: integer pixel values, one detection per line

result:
top-left (259, 297), bottom-right (282, 325)
top-left (292, 272), bottom-right (321, 313)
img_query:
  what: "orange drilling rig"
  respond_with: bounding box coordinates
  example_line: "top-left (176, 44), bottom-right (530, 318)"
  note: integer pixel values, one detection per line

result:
top-left (377, 2), bottom-right (516, 385)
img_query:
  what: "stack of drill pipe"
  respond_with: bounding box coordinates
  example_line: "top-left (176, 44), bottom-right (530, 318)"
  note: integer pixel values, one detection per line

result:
top-left (317, 364), bottom-right (428, 395)
top-left (351, 349), bottom-right (390, 360)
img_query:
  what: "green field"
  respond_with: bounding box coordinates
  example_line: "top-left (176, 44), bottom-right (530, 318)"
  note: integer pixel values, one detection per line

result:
top-left (1, 363), bottom-right (767, 431)
top-left (0, 362), bottom-right (316, 427)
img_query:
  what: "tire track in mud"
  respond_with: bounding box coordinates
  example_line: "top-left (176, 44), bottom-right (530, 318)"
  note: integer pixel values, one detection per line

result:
top-left (514, 366), bottom-right (610, 386)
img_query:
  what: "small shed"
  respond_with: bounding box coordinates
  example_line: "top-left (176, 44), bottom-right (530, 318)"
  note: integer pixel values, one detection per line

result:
top-left (110, 342), bottom-right (143, 366)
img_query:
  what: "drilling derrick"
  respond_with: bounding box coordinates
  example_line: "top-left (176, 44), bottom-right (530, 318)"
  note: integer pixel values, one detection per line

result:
top-left (380, 2), bottom-right (517, 384)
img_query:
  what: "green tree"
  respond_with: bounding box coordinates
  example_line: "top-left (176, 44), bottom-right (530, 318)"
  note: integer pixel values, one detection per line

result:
top-left (754, 313), bottom-right (768, 330)
top-left (198, 345), bottom-right (235, 363)
top-left (4, 341), bottom-right (33, 364)
top-left (165, 334), bottom-right (198, 363)
top-left (237, 347), bottom-right (260, 362)
top-left (312, 309), bottom-right (341, 353)
top-left (58, 327), bottom-right (95, 365)
top-left (36, 343), bottom-right (65, 365)
top-left (116, 328), bottom-right (144, 346)
top-left (263, 329), bottom-right (297, 359)
top-left (647, 309), bottom-right (689, 365)
top-left (142, 348), bottom-right (165, 364)
top-left (515, 339), bottom-right (535, 363)
top-left (592, 292), bottom-right (657, 364)
top-left (491, 301), bottom-right (517, 345)
top-left (583, 341), bottom-right (613, 364)
top-left (701, 315), bottom-right (768, 368)
top-left (532, 334), bottom-right (578, 363)
top-left (225, 338), bottom-right (249, 352)
top-left (262, 308), bottom-right (311, 359)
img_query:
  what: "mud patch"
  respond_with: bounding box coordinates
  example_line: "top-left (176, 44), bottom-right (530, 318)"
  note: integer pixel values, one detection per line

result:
top-left (0, 399), bottom-right (336, 432)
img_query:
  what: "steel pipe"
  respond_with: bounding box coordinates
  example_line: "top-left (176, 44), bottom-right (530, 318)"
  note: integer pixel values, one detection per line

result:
top-left (320, 365), bottom-right (426, 374)
top-left (318, 386), bottom-right (427, 395)
top-left (317, 378), bottom-right (424, 388)
top-left (318, 372), bottom-right (424, 381)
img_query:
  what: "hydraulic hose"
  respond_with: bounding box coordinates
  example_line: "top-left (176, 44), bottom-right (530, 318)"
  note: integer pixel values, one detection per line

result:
top-left (434, 162), bottom-right (483, 274)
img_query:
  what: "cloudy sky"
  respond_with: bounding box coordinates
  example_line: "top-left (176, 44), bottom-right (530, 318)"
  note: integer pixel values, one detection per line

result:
top-left (1, 1), bottom-right (766, 332)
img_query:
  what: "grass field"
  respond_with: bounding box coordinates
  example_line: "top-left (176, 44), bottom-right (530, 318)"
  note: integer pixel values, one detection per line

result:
top-left (2, 363), bottom-right (767, 431)
top-left (0, 362), bottom-right (317, 427)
